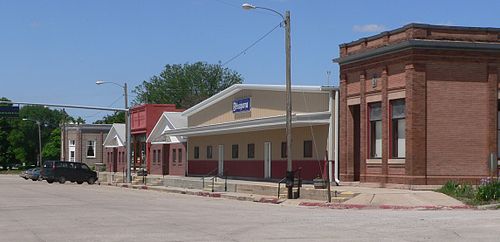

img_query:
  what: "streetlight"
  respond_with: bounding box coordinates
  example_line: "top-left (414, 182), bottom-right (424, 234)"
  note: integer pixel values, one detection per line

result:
top-left (22, 118), bottom-right (42, 169)
top-left (242, 3), bottom-right (293, 199)
top-left (96, 80), bottom-right (132, 183)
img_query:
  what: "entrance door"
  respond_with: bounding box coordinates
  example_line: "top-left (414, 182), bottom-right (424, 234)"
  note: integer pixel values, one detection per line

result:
top-left (264, 142), bottom-right (272, 178)
top-left (349, 105), bottom-right (361, 181)
top-left (218, 145), bottom-right (224, 176)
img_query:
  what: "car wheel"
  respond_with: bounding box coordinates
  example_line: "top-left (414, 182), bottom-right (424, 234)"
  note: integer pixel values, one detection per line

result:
top-left (32, 179), bottom-right (37, 181)
top-left (87, 177), bottom-right (96, 185)
top-left (76, 181), bottom-right (83, 184)
top-left (47, 179), bottom-right (54, 184)
top-left (58, 176), bottom-right (66, 184)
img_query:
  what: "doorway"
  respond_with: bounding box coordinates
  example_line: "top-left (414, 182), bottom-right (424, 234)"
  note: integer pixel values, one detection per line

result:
top-left (218, 145), bottom-right (224, 176)
top-left (349, 105), bottom-right (361, 181)
top-left (264, 142), bottom-right (272, 178)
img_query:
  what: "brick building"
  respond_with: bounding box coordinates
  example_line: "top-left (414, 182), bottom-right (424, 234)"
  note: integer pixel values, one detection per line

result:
top-left (130, 104), bottom-right (184, 174)
top-left (103, 123), bottom-right (126, 173)
top-left (146, 112), bottom-right (187, 176)
top-left (60, 124), bottom-right (111, 168)
top-left (335, 23), bottom-right (500, 185)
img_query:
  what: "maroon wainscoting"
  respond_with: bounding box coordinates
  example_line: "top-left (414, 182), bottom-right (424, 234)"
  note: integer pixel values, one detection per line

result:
top-left (271, 160), bottom-right (327, 180)
top-left (188, 160), bottom-right (218, 175)
top-left (224, 160), bottom-right (264, 178)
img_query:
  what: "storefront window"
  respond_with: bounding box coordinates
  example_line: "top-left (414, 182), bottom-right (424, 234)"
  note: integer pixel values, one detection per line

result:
top-left (247, 144), bottom-right (255, 159)
top-left (369, 102), bottom-right (382, 158)
top-left (391, 99), bottom-right (406, 158)
top-left (207, 146), bottom-right (213, 159)
top-left (232, 144), bottom-right (239, 159)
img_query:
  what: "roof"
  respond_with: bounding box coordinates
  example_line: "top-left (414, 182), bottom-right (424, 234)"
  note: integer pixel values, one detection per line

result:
top-left (165, 112), bottom-right (330, 137)
top-left (340, 23), bottom-right (500, 48)
top-left (64, 124), bottom-right (112, 132)
top-left (182, 84), bottom-right (336, 117)
top-left (102, 123), bottom-right (125, 147)
top-left (146, 112), bottom-right (187, 144)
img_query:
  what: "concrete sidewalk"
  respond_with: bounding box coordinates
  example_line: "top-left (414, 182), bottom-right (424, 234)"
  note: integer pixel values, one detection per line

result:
top-left (98, 173), bottom-right (468, 209)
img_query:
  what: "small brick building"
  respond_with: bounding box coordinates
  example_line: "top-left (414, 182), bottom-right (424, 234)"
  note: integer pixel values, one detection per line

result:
top-left (335, 23), bottom-right (500, 185)
top-left (60, 124), bottom-right (111, 168)
top-left (103, 123), bottom-right (126, 173)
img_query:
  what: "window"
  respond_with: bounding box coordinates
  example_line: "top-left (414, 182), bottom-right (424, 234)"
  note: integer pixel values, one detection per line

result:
top-left (69, 140), bottom-right (75, 146)
top-left (281, 142), bottom-right (287, 158)
top-left (303, 140), bottom-right (313, 158)
top-left (86, 140), bottom-right (96, 158)
top-left (194, 146), bottom-right (200, 159)
top-left (247, 144), bottom-right (255, 159)
top-left (391, 99), bottom-right (406, 158)
top-left (232, 144), bottom-right (239, 159)
top-left (173, 149), bottom-right (177, 162)
top-left (369, 102), bottom-right (382, 158)
top-left (157, 150), bottom-right (161, 164)
top-left (178, 149), bottom-right (182, 163)
top-left (152, 150), bottom-right (156, 164)
top-left (70, 151), bottom-right (75, 162)
top-left (207, 146), bottom-right (213, 159)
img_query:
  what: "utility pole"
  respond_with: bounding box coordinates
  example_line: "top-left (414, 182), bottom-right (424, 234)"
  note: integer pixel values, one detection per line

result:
top-left (284, 10), bottom-right (294, 199)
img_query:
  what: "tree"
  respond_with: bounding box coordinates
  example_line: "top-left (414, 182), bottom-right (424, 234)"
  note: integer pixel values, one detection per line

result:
top-left (94, 111), bottom-right (125, 124)
top-left (42, 128), bottom-right (61, 160)
top-left (133, 62), bottom-right (243, 109)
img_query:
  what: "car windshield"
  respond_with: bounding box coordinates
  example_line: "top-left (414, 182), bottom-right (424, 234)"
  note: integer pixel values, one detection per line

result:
top-left (43, 162), bottom-right (53, 168)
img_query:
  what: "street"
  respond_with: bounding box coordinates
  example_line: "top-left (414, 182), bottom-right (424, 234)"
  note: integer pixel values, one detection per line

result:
top-left (1, 175), bottom-right (499, 242)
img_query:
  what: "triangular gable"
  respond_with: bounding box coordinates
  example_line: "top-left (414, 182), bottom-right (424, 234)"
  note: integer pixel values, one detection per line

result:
top-left (147, 112), bottom-right (186, 144)
top-left (103, 123), bottom-right (125, 147)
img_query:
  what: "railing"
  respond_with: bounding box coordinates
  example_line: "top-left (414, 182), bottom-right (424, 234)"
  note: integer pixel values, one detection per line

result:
top-left (202, 168), bottom-right (229, 193)
top-left (277, 167), bottom-right (303, 199)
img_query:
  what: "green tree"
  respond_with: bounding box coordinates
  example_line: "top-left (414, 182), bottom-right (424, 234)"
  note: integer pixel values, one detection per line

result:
top-left (42, 128), bottom-right (61, 160)
top-left (133, 62), bottom-right (243, 109)
top-left (94, 111), bottom-right (125, 124)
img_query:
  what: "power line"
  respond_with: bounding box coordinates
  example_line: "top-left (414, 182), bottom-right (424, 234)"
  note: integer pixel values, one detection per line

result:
top-left (221, 22), bottom-right (282, 66)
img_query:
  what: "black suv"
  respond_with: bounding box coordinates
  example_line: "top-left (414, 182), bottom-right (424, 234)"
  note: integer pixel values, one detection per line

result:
top-left (41, 161), bottom-right (98, 185)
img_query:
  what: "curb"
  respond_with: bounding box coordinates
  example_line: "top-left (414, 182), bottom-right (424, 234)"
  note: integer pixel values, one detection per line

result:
top-left (103, 182), bottom-right (282, 205)
top-left (477, 203), bottom-right (500, 210)
top-left (299, 201), bottom-right (473, 210)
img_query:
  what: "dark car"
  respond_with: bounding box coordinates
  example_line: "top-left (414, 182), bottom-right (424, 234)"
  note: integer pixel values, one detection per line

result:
top-left (41, 161), bottom-right (98, 185)
top-left (27, 168), bottom-right (42, 181)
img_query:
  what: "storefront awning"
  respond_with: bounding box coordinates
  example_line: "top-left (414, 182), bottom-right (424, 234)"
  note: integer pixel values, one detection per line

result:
top-left (163, 112), bottom-right (330, 137)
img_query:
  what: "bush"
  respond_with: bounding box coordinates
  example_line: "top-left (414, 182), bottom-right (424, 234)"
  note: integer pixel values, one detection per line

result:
top-left (476, 178), bottom-right (500, 201)
top-left (438, 181), bottom-right (474, 199)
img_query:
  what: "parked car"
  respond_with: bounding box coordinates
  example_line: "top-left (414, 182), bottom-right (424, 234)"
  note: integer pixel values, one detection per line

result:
top-left (27, 168), bottom-right (42, 181)
top-left (20, 168), bottom-right (33, 180)
top-left (41, 161), bottom-right (98, 185)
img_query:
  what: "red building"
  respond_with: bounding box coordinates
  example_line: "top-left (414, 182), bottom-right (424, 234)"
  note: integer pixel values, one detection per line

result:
top-left (130, 104), bottom-right (183, 174)
top-left (336, 23), bottom-right (500, 185)
top-left (103, 123), bottom-right (126, 173)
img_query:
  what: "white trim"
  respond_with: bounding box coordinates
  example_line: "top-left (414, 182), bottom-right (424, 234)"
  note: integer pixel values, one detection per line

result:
top-left (165, 112), bottom-right (330, 137)
top-left (388, 159), bottom-right (406, 164)
top-left (388, 90), bottom-right (406, 100)
top-left (366, 159), bottom-right (382, 164)
top-left (182, 84), bottom-right (329, 117)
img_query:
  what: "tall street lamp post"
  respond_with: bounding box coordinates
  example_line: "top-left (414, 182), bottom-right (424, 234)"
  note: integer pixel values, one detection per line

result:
top-left (22, 118), bottom-right (42, 169)
top-left (242, 3), bottom-right (293, 199)
top-left (96, 80), bottom-right (132, 183)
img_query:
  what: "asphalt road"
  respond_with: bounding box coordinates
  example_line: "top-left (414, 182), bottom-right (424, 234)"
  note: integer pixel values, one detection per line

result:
top-left (1, 175), bottom-right (499, 242)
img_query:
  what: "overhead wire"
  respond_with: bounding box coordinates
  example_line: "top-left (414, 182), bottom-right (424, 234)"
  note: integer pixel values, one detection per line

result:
top-left (221, 22), bottom-right (282, 66)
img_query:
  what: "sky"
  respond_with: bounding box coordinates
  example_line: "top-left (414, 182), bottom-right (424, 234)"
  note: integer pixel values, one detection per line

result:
top-left (1, 0), bottom-right (499, 122)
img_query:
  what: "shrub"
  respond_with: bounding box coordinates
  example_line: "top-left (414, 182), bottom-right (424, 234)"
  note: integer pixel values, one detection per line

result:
top-left (438, 180), bottom-right (474, 198)
top-left (476, 177), bottom-right (500, 202)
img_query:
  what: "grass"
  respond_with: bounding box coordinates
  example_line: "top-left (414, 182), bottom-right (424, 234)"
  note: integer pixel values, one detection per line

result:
top-left (0, 169), bottom-right (23, 175)
top-left (437, 179), bottom-right (500, 206)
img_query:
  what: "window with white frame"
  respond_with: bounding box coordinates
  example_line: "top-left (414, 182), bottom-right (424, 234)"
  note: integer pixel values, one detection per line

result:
top-left (69, 140), bottom-right (75, 147)
top-left (86, 140), bottom-right (96, 158)
top-left (391, 99), bottom-right (406, 158)
top-left (369, 102), bottom-right (382, 158)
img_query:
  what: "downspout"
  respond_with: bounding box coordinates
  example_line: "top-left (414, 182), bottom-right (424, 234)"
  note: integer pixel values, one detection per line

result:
top-left (334, 89), bottom-right (340, 185)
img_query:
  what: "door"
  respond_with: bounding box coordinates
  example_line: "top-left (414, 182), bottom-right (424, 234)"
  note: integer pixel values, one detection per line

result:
top-left (218, 145), bottom-right (224, 176)
top-left (350, 105), bottom-right (361, 181)
top-left (264, 142), bottom-right (272, 179)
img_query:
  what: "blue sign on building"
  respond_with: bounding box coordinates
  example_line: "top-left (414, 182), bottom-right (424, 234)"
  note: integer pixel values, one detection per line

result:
top-left (232, 97), bottom-right (251, 113)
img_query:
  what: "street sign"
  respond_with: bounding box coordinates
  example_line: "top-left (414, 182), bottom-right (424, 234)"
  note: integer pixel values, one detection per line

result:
top-left (0, 106), bottom-right (19, 118)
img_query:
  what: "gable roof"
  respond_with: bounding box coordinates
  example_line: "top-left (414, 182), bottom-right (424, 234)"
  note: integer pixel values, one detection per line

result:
top-left (103, 123), bottom-right (125, 147)
top-left (182, 84), bottom-right (329, 117)
top-left (146, 112), bottom-right (187, 144)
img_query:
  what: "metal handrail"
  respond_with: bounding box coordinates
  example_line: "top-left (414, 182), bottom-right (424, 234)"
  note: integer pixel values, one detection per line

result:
top-left (202, 167), bottom-right (219, 189)
top-left (208, 169), bottom-right (229, 192)
top-left (276, 167), bottom-right (303, 199)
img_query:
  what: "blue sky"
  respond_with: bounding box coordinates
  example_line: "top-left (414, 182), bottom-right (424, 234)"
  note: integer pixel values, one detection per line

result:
top-left (1, 0), bottom-right (499, 122)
